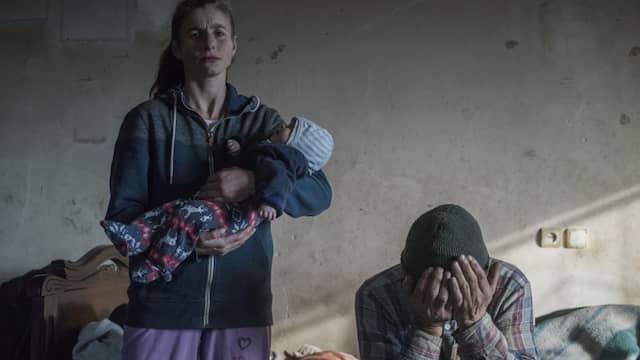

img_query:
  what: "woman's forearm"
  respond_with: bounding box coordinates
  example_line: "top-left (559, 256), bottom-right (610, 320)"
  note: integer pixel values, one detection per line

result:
top-left (284, 170), bottom-right (332, 218)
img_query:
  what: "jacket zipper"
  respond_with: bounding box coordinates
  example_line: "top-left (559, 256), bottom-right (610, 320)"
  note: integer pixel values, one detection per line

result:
top-left (203, 256), bottom-right (215, 327)
top-left (174, 90), bottom-right (240, 328)
top-left (203, 129), bottom-right (216, 328)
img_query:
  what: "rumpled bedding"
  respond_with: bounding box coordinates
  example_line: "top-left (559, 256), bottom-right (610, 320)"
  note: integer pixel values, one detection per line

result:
top-left (535, 304), bottom-right (640, 360)
top-left (72, 319), bottom-right (123, 360)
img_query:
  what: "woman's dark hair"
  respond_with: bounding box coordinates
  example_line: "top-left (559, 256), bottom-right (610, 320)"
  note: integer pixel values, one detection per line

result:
top-left (149, 0), bottom-right (236, 97)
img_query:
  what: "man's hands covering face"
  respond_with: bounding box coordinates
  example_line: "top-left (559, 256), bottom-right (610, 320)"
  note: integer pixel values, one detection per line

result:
top-left (405, 267), bottom-right (453, 337)
top-left (405, 255), bottom-right (501, 336)
top-left (448, 255), bottom-right (500, 329)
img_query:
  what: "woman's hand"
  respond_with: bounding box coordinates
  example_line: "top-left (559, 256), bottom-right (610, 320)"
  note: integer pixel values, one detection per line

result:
top-left (196, 226), bottom-right (256, 256)
top-left (198, 167), bottom-right (255, 202)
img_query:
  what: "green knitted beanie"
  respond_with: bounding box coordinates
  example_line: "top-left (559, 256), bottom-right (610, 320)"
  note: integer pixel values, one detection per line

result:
top-left (401, 204), bottom-right (489, 279)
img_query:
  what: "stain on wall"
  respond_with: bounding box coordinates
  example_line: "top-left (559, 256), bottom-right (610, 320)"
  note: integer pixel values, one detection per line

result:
top-left (270, 43), bottom-right (287, 60)
top-left (72, 126), bottom-right (107, 144)
top-left (505, 40), bottom-right (520, 49)
top-left (619, 113), bottom-right (631, 126)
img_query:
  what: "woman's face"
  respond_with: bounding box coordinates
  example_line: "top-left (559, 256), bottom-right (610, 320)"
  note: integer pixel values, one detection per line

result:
top-left (173, 5), bottom-right (237, 81)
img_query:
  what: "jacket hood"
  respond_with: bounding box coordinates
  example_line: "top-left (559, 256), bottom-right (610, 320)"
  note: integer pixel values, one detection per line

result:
top-left (156, 83), bottom-right (256, 118)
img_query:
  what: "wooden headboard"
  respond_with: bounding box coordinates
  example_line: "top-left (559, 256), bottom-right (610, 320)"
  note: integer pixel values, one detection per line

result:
top-left (27, 245), bottom-right (129, 360)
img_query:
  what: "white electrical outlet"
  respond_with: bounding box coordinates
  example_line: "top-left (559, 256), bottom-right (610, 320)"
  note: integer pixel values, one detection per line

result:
top-left (539, 227), bottom-right (563, 248)
top-left (565, 228), bottom-right (588, 249)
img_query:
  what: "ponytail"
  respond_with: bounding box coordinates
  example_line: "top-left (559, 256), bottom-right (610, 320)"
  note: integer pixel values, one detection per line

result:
top-left (149, 45), bottom-right (184, 97)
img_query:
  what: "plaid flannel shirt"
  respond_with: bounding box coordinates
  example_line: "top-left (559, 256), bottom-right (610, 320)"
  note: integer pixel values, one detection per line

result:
top-left (356, 259), bottom-right (538, 359)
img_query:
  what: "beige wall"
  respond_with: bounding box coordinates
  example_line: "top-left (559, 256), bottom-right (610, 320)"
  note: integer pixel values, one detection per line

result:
top-left (1, 0), bottom-right (639, 355)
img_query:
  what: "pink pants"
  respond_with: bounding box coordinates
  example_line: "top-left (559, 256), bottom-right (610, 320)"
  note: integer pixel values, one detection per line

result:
top-left (121, 326), bottom-right (271, 360)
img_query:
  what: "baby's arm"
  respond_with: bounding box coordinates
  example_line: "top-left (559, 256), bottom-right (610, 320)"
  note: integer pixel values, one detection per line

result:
top-left (258, 204), bottom-right (277, 221)
top-left (253, 145), bottom-right (309, 219)
top-left (209, 104), bottom-right (285, 148)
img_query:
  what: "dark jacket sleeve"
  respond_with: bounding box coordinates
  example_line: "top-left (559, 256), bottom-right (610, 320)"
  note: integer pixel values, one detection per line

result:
top-left (283, 169), bottom-right (332, 218)
top-left (210, 105), bottom-right (285, 148)
top-left (105, 108), bottom-right (150, 223)
top-left (252, 144), bottom-right (309, 216)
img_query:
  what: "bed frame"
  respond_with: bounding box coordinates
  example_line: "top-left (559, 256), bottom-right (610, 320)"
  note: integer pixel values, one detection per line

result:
top-left (27, 245), bottom-right (129, 360)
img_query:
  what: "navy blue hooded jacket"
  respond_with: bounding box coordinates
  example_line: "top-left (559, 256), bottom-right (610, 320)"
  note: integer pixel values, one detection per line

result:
top-left (105, 84), bottom-right (332, 329)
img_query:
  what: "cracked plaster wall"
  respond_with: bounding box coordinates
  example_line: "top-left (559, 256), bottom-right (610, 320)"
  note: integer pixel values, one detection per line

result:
top-left (1, 0), bottom-right (639, 355)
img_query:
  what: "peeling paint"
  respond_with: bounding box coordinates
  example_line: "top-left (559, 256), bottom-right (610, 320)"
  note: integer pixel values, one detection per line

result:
top-left (3, 194), bottom-right (15, 204)
top-left (98, 197), bottom-right (107, 211)
top-left (15, 162), bottom-right (33, 240)
top-left (64, 216), bottom-right (78, 230)
top-left (63, 216), bottom-right (92, 234)
top-left (505, 40), bottom-right (520, 50)
top-left (461, 106), bottom-right (478, 121)
top-left (72, 127), bottom-right (106, 144)
top-left (352, 0), bottom-right (426, 34)
top-left (73, 136), bottom-right (107, 144)
top-left (270, 44), bottom-right (286, 60)
top-left (620, 113), bottom-right (631, 126)
top-left (559, 76), bottom-right (574, 89)
top-left (63, 199), bottom-right (93, 234)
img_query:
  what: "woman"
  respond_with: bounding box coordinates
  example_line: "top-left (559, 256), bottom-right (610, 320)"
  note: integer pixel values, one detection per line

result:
top-left (105, 1), bottom-right (332, 358)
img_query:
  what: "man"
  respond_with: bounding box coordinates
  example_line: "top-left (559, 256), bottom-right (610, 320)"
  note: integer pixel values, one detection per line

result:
top-left (356, 204), bottom-right (538, 359)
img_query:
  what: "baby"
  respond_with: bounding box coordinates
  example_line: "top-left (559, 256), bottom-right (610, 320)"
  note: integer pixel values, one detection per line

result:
top-left (222, 117), bottom-right (332, 221)
top-left (101, 117), bottom-right (333, 283)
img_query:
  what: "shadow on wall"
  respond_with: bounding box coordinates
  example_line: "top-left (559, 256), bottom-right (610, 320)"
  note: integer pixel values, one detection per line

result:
top-left (490, 184), bottom-right (640, 255)
top-left (490, 184), bottom-right (640, 315)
